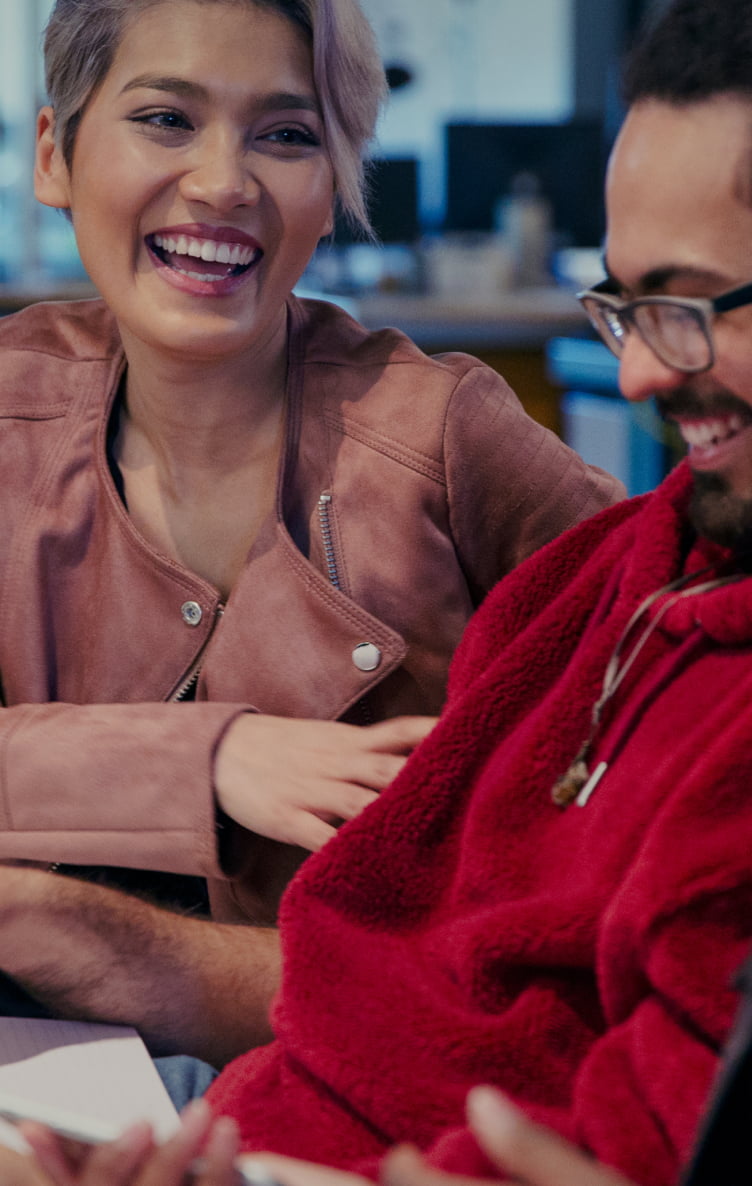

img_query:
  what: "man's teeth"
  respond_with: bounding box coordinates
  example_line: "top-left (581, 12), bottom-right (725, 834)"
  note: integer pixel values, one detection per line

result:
top-left (152, 233), bottom-right (256, 267)
top-left (680, 414), bottom-right (744, 448)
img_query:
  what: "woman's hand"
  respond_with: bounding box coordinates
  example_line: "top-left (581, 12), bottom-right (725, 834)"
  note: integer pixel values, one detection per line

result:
top-left (382, 1087), bottom-right (637, 1186)
top-left (0, 1144), bottom-right (53, 1186)
top-left (19, 1099), bottom-right (239, 1186)
top-left (210, 1090), bottom-right (639, 1186)
top-left (214, 715), bottom-right (437, 851)
top-left (16, 1089), bottom-right (640, 1186)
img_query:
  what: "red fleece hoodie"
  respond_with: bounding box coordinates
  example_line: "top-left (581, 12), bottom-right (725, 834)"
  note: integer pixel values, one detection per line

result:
top-left (208, 462), bottom-right (752, 1186)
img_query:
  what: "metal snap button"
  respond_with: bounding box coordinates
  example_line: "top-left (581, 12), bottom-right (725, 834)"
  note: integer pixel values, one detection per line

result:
top-left (352, 642), bottom-right (381, 672)
top-left (181, 601), bottom-right (203, 627)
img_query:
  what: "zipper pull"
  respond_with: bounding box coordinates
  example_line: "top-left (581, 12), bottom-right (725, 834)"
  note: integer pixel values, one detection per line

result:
top-left (575, 761), bottom-right (608, 807)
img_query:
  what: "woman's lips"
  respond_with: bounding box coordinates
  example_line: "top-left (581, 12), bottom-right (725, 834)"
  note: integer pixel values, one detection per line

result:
top-left (145, 227), bottom-right (263, 294)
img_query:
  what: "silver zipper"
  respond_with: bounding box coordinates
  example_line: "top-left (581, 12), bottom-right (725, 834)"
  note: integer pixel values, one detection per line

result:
top-left (317, 493), bottom-right (341, 589)
top-left (172, 604), bottom-right (225, 701)
top-left (318, 492), bottom-right (373, 725)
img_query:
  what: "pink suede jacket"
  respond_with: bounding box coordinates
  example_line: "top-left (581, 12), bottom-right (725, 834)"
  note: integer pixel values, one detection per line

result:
top-left (0, 295), bottom-right (622, 921)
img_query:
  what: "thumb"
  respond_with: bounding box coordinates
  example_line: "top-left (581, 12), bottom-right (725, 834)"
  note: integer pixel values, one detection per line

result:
top-left (467, 1088), bottom-right (635, 1186)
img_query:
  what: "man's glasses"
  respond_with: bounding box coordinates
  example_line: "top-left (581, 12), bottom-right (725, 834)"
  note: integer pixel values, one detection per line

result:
top-left (578, 279), bottom-right (752, 374)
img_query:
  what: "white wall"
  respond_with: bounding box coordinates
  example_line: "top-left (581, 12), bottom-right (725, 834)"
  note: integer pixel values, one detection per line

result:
top-left (0, 0), bottom-right (576, 277)
top-left (360, 0), bottom-right (574, 225)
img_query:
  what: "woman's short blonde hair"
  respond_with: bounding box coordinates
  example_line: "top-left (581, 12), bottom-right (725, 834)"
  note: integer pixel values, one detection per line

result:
top-left (42, 0), bottom-right (387, 235)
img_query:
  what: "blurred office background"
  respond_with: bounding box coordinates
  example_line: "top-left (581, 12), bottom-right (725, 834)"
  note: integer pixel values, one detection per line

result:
top-left (0, 0), bottom-right (676, 492)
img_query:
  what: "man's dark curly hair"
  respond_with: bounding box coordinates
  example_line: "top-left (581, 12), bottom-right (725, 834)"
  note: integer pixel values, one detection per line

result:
top-left (623, 0), bottom-right (752, 106)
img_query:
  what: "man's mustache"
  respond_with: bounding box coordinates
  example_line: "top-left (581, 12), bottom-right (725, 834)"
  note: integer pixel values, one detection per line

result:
top-left (654, 389), bottom-right (752, 421)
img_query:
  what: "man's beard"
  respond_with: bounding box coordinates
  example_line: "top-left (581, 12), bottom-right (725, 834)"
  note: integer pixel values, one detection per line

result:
top-left (689, 470), bottom-right (752, 552)
top-left (656, 387), bottom-right (752, 553)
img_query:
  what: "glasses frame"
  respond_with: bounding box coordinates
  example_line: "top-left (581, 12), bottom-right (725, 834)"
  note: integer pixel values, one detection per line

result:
top-left (577, 278), bottom-right (752, 374)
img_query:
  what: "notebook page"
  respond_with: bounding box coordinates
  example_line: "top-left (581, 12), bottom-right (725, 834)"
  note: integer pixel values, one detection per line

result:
top-left (0, 1018), bottom-right (180, 1152)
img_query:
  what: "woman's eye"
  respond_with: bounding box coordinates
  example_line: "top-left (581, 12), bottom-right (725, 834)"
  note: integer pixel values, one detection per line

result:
top-left (261, 125), bottom-right (320, 148)
top-left (130, 110), bottom-right (193, 132)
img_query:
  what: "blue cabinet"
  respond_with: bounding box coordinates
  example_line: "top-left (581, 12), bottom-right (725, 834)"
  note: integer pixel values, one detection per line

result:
top-left (546, 337), bottom-right (672, 496)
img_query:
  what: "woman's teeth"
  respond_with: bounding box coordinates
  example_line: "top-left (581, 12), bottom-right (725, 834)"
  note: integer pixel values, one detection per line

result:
top-left (150, 231), bottom-right (258, 279)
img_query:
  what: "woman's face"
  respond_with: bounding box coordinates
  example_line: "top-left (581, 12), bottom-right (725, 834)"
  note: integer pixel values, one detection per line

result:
top-left (35, 0), bottom-right (335, 367)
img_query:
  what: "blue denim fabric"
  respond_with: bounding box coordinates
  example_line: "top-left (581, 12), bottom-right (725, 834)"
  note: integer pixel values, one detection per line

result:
top-left (154, 1055), bottom-right (219, 1111)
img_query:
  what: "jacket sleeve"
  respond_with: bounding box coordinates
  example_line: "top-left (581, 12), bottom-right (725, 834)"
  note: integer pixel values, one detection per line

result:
top-left (0, 700), bottom-right (250, 876)
top-left (442, 359), bottom-right (626, 596)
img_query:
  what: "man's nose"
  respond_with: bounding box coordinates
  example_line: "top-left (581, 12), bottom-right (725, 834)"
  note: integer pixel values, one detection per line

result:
top-left (617, 330), bottom-right (687, 404)
top-left (179, 134), bottom-right (260, 212)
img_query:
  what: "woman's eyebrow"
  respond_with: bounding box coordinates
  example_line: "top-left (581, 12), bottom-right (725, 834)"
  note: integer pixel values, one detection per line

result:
top-left (121, 74), bottom-right (206, 99)
top-left (120, 75), bottom-right (320, 114)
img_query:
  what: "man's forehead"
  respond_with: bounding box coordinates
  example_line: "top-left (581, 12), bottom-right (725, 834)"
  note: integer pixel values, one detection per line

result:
top-left (604, 97), bottom-right (752, 292)
top-left (606, 98), bottom-right (752, 208)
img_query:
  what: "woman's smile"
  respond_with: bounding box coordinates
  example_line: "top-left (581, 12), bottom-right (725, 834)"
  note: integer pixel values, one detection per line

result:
top-left (35, 0), bottom-right (335, 366)
top-left (146, 224), bottom-right (264, 296)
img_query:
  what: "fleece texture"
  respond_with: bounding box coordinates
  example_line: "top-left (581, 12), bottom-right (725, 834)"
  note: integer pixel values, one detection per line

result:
top-left (208, 461), bottom-right (752, 1186)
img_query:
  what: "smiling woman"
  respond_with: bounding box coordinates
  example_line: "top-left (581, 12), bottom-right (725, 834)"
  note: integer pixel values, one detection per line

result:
top-left (35, 3), bottom-right (337, 362)
top-left (0, 0), bottom-right (623, 1066)
top-left (41, 0), bottom-right (382, 235)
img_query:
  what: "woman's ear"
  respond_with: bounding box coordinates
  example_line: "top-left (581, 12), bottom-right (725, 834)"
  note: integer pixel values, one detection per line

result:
top-left (34, 107), bottom-right (72, 210)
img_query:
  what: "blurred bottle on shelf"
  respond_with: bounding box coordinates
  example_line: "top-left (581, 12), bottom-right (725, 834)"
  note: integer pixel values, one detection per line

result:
top-left (495, 171), bottom-right (552, 287)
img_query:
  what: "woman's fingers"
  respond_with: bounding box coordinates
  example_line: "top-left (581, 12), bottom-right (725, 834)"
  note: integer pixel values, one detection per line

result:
top-left (363, 717), bottom-right (438, 755)
top-left (20, 1101), bottom-right (238, 1186)
top-left (467, 1088), bottom-right (636, 1186)
top-left (122, 1099), bottom-right (217, 1186)
top-left (213, 715), bottom-right (437, 850)
top-left (188, 1115), bottom-right (240, 1186)
top-left (283, 814), bottom-right (338, 854)
top-left (382, 1091), bottom-right (639, 1186)
top-left (0, 1144), bottom-right (58, 1186)
top-left (382, 1144), bottom-right (485, 1186)
top-left (20, 1120), bottom-right (154, 1186)
top-left (240, 1152), bottom-right (371, 1186)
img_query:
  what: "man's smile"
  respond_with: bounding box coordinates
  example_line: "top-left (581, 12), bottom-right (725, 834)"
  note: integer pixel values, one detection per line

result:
top-left (654, 388), bottom-right (752, 469)
top-left (674, 412), bottom-right (746, 451)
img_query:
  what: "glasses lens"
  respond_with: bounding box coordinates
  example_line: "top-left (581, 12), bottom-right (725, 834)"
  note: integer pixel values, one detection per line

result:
top-left (581, 297), bottom-right (627, 357)
top-left (632, 302), bottom-right (712, 371)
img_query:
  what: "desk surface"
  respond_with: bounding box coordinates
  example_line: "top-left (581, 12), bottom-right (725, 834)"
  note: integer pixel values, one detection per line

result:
top-left (0, 283), bottom-right (587, 351)
top-left (352, 287), bottom-right (588, 348)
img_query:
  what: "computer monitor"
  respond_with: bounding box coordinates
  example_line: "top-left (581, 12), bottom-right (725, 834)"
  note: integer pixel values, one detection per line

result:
top-left (333, 157), bottom-right (420, 246)
top-left (444, 120), bottom-right (609, 248)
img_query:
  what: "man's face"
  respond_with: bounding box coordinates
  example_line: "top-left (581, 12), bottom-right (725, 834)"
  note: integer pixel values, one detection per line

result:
top-left (605, 96), bottom-right (752, 549)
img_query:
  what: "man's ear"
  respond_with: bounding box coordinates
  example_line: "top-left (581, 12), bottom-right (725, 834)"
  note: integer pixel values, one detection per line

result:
top-left (34, 106), bottom-right (72, 209)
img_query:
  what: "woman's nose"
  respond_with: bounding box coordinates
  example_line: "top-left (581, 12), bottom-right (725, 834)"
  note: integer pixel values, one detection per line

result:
top-left (617, 329), bottom-right (687, 404)
top-left (178, 134), bottom-right (260, 212)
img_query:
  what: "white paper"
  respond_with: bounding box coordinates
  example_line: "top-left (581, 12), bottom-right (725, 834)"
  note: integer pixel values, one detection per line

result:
top-left (0, 1018), bottom-right (179, 1151)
